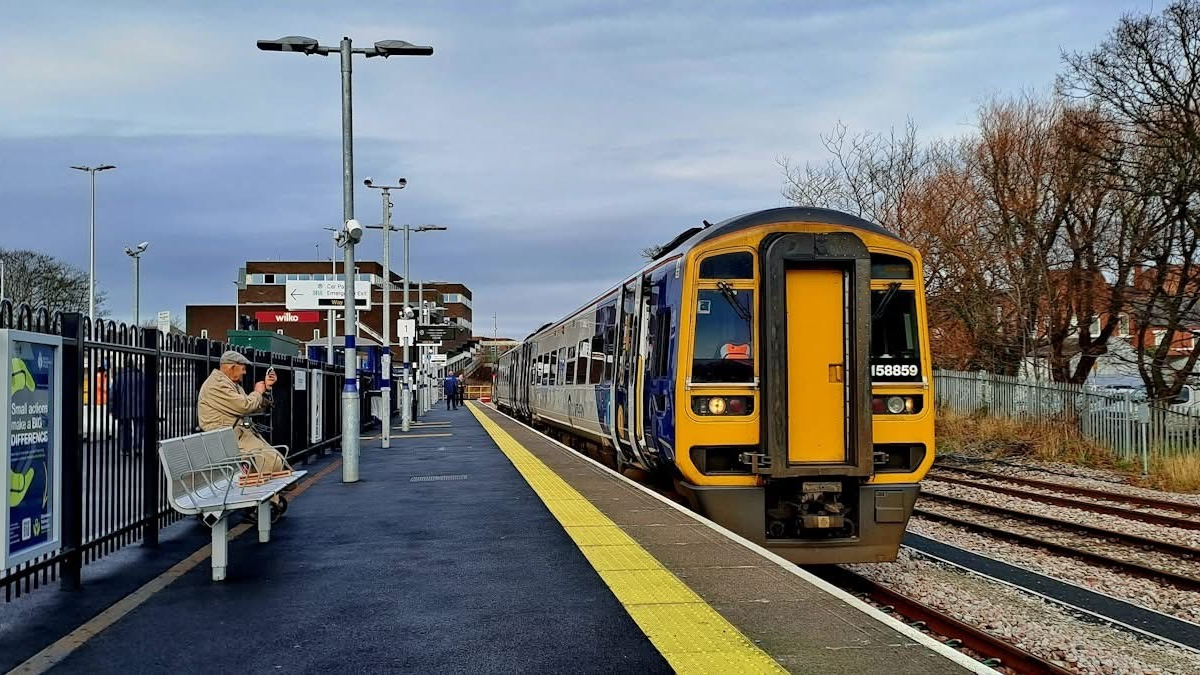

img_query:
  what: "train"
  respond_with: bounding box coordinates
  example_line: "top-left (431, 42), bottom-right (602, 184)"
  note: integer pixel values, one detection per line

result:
top-left (494, 207), bottom-right (934, 564)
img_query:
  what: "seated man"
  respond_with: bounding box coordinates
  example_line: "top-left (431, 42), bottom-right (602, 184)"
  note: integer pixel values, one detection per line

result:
top-left (197, 351), bottom-right (288, 521)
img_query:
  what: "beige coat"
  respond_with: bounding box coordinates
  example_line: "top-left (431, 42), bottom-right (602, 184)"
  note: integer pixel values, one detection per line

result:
top-left (197, 368), bottom-right (273, 454)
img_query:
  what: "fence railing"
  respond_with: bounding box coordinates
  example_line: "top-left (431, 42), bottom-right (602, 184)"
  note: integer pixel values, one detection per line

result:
top-left (1, 301), bottom-right (352, 602)
top-left (933, 369), bottom-right (1200, 469)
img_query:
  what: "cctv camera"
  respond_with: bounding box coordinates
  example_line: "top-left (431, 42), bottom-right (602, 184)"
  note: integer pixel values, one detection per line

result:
top-left (345, 218), bottom-right (364, 243)
top-left (403, 306), bottom-right (415, 319)
top-left (397, 178), bottom-right (407, 189)
top-left (363, 177), bottom-right (373, 187)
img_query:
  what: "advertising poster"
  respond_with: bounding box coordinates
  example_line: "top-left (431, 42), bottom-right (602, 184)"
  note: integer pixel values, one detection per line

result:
top-left (4, 332), bottom-right (61, 569)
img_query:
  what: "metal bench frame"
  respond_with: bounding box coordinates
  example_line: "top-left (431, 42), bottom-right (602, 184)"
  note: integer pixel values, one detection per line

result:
top-left (158, 427), bottom-right (307, 581)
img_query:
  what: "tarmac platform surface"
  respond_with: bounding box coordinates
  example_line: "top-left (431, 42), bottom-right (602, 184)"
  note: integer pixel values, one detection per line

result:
top-left (3, 402), bottom-right (983, 674)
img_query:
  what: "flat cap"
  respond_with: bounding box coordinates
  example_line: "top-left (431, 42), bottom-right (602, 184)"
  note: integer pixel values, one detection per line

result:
top-left (219, 350), bottom-right (251, 366)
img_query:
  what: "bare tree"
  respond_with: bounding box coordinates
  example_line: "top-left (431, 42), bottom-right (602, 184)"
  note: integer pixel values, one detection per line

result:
top-left (1059, 0), bottom-right (1200, 402)
top-left (0, 248), bottom-right (107, 317)
top-left (780, 118), bottom-right (929, 236)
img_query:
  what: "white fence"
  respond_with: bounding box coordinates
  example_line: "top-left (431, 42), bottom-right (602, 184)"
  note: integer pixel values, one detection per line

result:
top-left (933, 369), bottom-right (1200, 469)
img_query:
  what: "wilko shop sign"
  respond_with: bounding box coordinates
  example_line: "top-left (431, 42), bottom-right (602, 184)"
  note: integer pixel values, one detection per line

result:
top-left (255, 311), bottom-right (321, 324)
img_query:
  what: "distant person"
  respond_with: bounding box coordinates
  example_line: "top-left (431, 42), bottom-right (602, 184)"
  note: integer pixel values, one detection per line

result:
top-left (197, 351), bottom-right (287, 522)
top-left (458, 372), bottom-right (468, 407)
top-left (444, 372), bottom-right (458, 411)
top-left (108, 356), bottom-right (146, 457)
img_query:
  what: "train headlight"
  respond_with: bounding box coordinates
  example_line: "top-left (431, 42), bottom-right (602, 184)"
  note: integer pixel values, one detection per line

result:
top-left (872, 395), bottom-right (923, 415)
top-left (886, 396), bottom-right (906, 414)
top-left (708, 397), bottom-right (727, 415)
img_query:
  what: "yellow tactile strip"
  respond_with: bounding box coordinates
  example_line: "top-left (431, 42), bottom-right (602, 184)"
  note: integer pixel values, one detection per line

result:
top-left (466, 403), bottom-right (785, 674)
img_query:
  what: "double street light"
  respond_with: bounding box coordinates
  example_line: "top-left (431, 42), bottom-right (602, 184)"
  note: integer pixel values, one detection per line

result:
top-left (258, 34), bottom-right (432, 484)
top-left (123, 242), bottom-right (149, 326)
top-left (71, 164), bottom-right (116, 319)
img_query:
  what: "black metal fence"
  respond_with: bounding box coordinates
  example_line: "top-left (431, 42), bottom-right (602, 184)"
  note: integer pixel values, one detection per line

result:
top-left (1, 302), bottom-right (352, 602)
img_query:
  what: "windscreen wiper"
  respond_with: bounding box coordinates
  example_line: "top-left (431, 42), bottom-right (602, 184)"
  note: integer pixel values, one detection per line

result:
top-left (871, 282), bottom-right (902, 322)
top-left (716, 281), bottom-right (752, 322)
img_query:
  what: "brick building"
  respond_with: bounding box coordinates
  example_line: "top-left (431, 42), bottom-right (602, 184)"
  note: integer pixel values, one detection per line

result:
top-left (185, 260), bottom-right (473, 359)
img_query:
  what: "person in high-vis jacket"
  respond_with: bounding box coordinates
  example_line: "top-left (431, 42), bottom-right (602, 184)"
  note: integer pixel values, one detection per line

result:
top-left (197, 350), bottom-right (287, 520)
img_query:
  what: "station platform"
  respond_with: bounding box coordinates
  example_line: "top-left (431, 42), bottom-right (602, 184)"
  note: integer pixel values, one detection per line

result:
top-left (4, 404), bottom-right (986, 674)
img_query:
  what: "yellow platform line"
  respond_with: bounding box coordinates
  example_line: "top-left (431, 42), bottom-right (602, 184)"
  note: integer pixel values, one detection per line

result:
top-left (465, 403), bottom-right (784, 675)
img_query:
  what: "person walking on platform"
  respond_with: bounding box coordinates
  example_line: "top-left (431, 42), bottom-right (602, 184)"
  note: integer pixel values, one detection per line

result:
top-left (198, 351), bottom-right (288, 521)
top-left (444, 372), bottom-right (458, 410)
top-left (109, 355), bottom-right (145, 457)
top-left (457, 371), bottom-right (467, 407)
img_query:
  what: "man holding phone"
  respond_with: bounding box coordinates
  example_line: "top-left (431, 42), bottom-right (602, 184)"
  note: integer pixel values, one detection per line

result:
top-left (197, 351), bottom-right (289, 520)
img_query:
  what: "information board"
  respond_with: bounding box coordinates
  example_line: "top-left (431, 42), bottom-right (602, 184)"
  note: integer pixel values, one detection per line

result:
top-left (1, 330), bottom-right (63, 570)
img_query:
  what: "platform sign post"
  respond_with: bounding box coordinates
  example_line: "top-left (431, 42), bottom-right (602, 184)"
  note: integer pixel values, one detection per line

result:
top-left (1, 330), bottom-right (63, 570)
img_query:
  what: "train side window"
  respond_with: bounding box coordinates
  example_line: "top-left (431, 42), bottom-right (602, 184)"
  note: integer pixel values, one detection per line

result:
top-left (565, 345), bottom-right (577, 384)
top-left (699, 252), bottom-right (753, 279)
top-left (558, 347), bottom-right (569, 384)
top-left (603, 324), bottom-right (616, 383)
top-left (590, 335), bottom-right (605, 383)
top-left (577, 339), bottom-right (590, 384)
top-left (650, 309), bottom-right (672, 377)
top-left (549, 351), bottom-right (559, 386)
top-left (870, 254), bottom-right (913, 279)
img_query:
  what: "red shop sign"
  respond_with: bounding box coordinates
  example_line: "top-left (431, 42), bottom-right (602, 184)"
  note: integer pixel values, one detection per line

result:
top-left (254, 311), bottom-right (321, 324)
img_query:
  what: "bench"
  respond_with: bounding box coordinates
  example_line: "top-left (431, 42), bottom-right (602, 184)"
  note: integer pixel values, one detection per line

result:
top-left (158, 427), bottom-right (307, 581)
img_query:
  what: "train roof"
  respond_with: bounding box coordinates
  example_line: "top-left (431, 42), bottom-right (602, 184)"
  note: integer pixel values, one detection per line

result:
top-left (517, 207), bottom-right (905, 345)
top-left (650, 206), bottom-right (902, 262)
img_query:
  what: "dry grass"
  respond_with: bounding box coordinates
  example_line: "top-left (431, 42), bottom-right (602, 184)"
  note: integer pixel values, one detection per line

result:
top-left (1149, 454), bottom-right (1200, 493)
top-left (935, 409), bottom-right (1120, 468)
top-left (935, 408), bottom-right (1200, 493)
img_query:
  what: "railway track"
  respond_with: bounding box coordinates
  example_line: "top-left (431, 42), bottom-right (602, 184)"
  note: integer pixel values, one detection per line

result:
top-left (919, 491), bottom-right (1200, 560)
top-left (931, 465), bottom-right (1200, 519)
top-left (812, 564), bottom-right (1074, 674)
top-left (913, 500), bottom-right (1200, 593)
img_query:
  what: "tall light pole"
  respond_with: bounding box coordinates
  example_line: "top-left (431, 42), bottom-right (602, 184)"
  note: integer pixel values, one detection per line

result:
top-left (123, 242), bottom-right (149, 326)
top-left (70, 164), bottom-right (116, 319)
top-left (258, 35), bottom-right (432, 483)
top-left (363, 177), bottom-right (406, 448)
top-left (232, 280), bottom-right (240, 331)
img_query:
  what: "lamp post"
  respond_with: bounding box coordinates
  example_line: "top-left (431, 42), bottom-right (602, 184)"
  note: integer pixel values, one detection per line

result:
top-left (232, 280), bottom-right (240, 331)
top-left (123, 242), bottom-right (149, 326)
top-left (363, 177), bottom-right (406, 448)
top-left (258, 34), bottom-right (432, 483)
top-left (70, 164), bottom-right (116, 319)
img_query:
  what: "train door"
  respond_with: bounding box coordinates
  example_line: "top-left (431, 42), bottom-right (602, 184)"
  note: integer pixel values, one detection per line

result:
top-left (786, 268), bottom-right (848, 463)
top-left (613, 278), bottom-right (644, 465)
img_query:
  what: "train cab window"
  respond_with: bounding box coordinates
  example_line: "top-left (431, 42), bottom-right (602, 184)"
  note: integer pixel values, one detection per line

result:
top-left (870, 254), bottom-right (913, 280)
top-left (699, 252), bottom-right (753, 279)
top-left (870, 288), bottom-right (922, 382)
top-left (692, 288), bottom-right (754, 383)
top-left (565, 345), bottom-right (577, 384)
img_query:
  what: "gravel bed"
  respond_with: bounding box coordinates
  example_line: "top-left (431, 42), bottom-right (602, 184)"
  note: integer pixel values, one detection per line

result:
top-left (922, 481), bottom-right (1200, 550)
top-left (916, 500), bottom-right (1200, 579)
top-left (932, 469), bottom-right (1200, 524)
top-left (938, 457), bottom-right (1200, 508)
top-left (847, 550), bottom-right (1200, 674)
top-left (907, 516), bottom-right (1200, 623)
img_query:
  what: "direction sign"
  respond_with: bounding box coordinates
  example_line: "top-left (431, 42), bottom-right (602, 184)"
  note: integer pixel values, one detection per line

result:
top-left (417, 324), bottom-right (462, 342)
top-left (430, 353), bottom-right (447, 365)
top-left (285, 281), bottom-right (371, 311)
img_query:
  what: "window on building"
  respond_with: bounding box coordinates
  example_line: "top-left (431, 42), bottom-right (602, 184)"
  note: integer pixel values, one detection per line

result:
top-left (1153, 329), bottom-right (1166, 346)
top-left (1119, 313), bottom-right (1130, 337)
top-left (264, 274), bottom-right (276, 284)
top-left (1089, 315), bottom-right (1101, 335)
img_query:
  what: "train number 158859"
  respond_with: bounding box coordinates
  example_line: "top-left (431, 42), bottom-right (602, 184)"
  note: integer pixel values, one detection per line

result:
top-left (871, 364), bottom-right (919, 378)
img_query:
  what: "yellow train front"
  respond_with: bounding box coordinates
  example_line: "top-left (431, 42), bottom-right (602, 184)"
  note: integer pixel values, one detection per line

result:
top-left (494, 207), bottom-right (934, 565)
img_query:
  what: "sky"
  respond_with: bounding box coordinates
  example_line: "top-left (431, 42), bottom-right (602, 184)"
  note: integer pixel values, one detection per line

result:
top-left (0, 0), bottom-right (1159, 340)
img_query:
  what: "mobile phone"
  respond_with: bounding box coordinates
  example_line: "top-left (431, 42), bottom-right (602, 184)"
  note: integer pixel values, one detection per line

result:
top-left (267, 367), bottom-right (276, 378)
